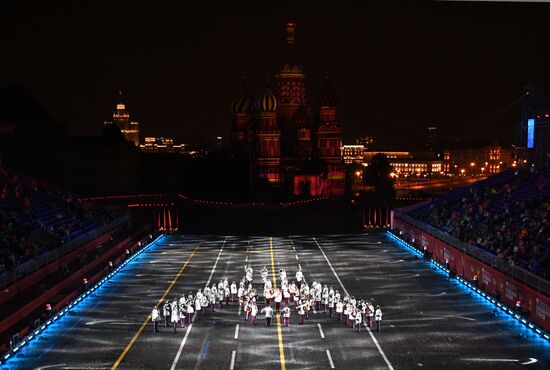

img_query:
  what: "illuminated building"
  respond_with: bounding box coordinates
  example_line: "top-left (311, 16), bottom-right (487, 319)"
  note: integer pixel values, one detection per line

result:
top-left (390, 160), bottom-right (442, 174)
top-left (230, 19), bottom-right (344, 196)
top-left (104, 91), bottom-right (140, 146)
top-left (443, 145), bottom-right (513, 175)
top-left (363, 151), bottom-right (410, 162)
top-left (139, 137), bottom-right (187, 154)
top-left (341, 145), bottom-right (365, 164)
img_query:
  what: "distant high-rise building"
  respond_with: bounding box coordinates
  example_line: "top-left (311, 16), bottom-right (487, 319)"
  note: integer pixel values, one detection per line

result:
top-left (104, 91), bottom-right (140, 146)
top-left (519, 85), bottom-right (550, 167)
top-left (426, 126), bottom-right (437, 150)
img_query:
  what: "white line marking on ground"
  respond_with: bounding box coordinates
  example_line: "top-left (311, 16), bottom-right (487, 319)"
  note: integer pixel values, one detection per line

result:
top-left (170, 238), bottom-right (227, 370)
top-left (298, 264), bottom-right (302, 270)
top-left (317, 323), bottom-right (325, 339)
top-left (326, 350), bottom-right (335, 369)
top-left (234, 324), bottom-right (239, 339)
top-left (313, 237), bottom-right (394, 370)
top-left (462, 358), bottom-right (519, 362)
top-left (295, 254), bottom-right (299, 261)
top-left (230, 350), bottom-right (236, 370)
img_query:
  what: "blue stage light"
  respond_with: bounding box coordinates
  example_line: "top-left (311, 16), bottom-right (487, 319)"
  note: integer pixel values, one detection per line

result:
top-left (0, 234), bottom-right (165, 366)
top-left (386, 231), bottom-right (550, 344)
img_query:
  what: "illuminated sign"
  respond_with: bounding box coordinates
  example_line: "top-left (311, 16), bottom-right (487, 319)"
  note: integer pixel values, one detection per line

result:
top-left (527, 118), bottom-right (535, 149)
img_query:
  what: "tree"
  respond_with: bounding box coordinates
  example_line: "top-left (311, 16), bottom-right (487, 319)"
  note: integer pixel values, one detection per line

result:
top-left (363, 153), bottom-right (395, 202)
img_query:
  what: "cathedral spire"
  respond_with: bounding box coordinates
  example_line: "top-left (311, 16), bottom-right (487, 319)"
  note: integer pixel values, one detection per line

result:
top-left (280, 19), bottom-right (302, 75)
top-left (285, 19), bottom-right (296, 45)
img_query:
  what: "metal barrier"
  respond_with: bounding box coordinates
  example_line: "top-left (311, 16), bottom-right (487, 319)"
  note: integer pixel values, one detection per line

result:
top-left (0, 212), bottom-right (131, 289)
top-left (393, 210), bottom-right (550, 297)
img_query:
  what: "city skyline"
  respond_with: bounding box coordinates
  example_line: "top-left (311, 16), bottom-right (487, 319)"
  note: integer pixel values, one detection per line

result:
top-left (2, 1), bottom-right (550, 146)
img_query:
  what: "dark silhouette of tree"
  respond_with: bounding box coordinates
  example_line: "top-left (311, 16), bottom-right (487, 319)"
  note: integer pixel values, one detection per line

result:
top-left (363, 153), bottom-right (395, 202)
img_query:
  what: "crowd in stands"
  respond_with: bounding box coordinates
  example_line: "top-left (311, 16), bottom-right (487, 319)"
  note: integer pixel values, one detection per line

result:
top-left (0, 166), bottom-right (113, 274)
top-left (411, 168), bottom-right (550, 277)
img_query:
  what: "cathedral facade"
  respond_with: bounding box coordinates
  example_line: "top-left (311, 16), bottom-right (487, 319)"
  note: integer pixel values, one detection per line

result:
top-left (230, 20), bottom-right (344, 197)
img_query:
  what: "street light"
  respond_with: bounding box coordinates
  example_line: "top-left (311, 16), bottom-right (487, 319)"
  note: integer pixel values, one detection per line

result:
top-left (460, 168), bottom-right (465, 176)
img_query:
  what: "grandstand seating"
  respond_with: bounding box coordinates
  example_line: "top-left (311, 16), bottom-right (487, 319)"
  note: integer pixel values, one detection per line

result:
top-left (406, 168), bottom-right (550, 277)
top-left (0, 168), bottom-right (112, 274)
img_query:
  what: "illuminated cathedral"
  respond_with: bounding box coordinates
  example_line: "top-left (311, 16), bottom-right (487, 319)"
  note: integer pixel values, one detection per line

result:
top-left (230, 20), bottom-right (344, 197)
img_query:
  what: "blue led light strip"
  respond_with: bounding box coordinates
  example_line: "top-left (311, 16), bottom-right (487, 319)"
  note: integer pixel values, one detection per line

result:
top-left (1, 234), bottom-right (165, 365)
top-left (386, 231), bottom-right (550, 344)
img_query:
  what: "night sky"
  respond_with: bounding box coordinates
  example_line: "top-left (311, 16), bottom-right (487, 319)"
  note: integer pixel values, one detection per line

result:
top-left (2, 0), bottom-right (550, 146)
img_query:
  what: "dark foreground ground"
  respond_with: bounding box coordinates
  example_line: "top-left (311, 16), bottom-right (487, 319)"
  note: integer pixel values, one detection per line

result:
top-left (3, 233), bottom-right (549, 370)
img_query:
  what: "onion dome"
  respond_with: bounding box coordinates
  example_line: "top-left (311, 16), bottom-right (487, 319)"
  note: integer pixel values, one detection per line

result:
top-left (318, 77), bottom-right (336, 107)
top-left (256, 86), bottom-right (278, 112)
top-left (231, 86), bottom-right (253, 114)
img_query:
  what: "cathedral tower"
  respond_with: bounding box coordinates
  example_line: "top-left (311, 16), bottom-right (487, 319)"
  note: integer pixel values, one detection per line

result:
top-left (230, 81), bottom-right (254, 152)
top-left (255, 86), bottom-right (281, 184)
top-left (316, 77), bottom-right (344, 195)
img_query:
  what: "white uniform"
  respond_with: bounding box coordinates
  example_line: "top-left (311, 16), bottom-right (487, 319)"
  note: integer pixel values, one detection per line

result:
top-left (171, 308), bottom-right (179, 323)
top-left (262, 306), bottom-right (274, 326)
top-left (375, 308), bottom-right (382, 331)
top-left (152, 308), bottom-right (160, 321)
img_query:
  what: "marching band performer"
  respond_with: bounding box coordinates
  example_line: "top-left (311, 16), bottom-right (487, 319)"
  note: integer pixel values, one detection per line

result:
top-left (179, 299), bottom-right (187, 328)
top-left (244, 300), bottom-right (252, 320)
top-left (261, 305), bottom-right (274, 326)
top-left (231, 281), bottom-right (238, 302)
top-left (295, 268), bottom-right (304, 287)
top-left (245, 265), bottom-right (254, 283)
top-left (151, 306), bottom-right (160, 333)
top-left (375, 305), bottom-right (383, 331)
top-left (283, 286), bottom-right (291, 306)
top-left (279, 267), bottom-right (286, 281)
top-left (265, 287), bottom-right (273, 306)
top-left (274, 288), bottom-right (283, 313)
top-left (163, 300), bottom-right (171, 327)
top-left (355, 308), bottom-right (362, 332)
top-left (195, 294), bottom-right (202, 319)
top-left (251, 301), bottom-right (258, 325)
top-left (187, 297), bottom-right (195, 323)
top-left (328, 295), bottom-right (335, 318)
top-left (261, 266), bottom-right (268, 282)
top-left (336, 300), bottom-right (343, 321)
top-left (297, 300), bottom-right (306, 325)
top-left (171, 304), bottom-right (179, 333)
top-left (366, 302), bottom-right (374, 328)
top-left (282, 305), bottom-right (291, 327)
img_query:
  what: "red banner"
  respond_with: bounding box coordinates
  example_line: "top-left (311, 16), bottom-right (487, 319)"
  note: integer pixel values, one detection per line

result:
top-left (393, 217), bottom-right (550, 332)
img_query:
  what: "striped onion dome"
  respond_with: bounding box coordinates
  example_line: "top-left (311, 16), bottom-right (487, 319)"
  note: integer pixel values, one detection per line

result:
top-left (231, 86), bottom-right (253, 114)
top-left (256, 87), bottom-right (278, 112)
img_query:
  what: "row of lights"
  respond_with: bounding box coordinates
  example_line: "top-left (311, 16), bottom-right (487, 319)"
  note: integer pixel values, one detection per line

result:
top-left (127, 203), bottom-right (175, 208)
top-left (386, 231), bottom-right (550, 344)
top-left (1, 234), bottom-right (165, 366)
top-left (80, 194), bottom-right (169, 201)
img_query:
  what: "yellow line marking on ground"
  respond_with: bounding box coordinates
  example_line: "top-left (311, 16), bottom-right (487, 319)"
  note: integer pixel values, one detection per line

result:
top-left (270, 237), bottom-right (287, 370)
top-left (111, 241), bottom-right (203, 370)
